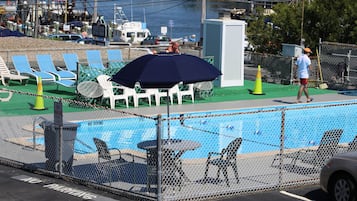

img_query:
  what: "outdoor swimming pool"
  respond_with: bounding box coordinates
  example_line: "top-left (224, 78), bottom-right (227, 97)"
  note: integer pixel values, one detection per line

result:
top-left (35, 100), bottom-right (357, 159)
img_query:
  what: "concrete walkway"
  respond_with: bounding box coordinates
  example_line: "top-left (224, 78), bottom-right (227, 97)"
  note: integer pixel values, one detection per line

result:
top-left (122, 92), bottom-right (357, 116)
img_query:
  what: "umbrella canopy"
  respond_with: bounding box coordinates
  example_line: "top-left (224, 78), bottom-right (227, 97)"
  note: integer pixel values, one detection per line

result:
top-left (111, 53), bottom-right (221, 140)
top-left (111, 53), bottom-right (221, 89)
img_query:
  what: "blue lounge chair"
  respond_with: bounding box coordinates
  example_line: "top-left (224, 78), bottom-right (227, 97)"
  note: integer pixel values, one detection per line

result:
top-left (55, 79), bottom-right (76, 89)
top-left (107, 49), bottom-right (124, 68)
top-left (86, 50), bottom-right (105, 69)
top-left (62, 53), bottom-right (79, 72)
top-left (12, 55), bottom-right (56, 84)
top-left (36, 54), bottom-right (76, 81)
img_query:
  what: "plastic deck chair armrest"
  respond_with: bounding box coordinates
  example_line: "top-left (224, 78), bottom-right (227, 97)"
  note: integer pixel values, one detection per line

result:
top-left (111, 86), bottom-right (125, 94)
top-left (9, 70), bottom-right (19, 75)
top-left (112, 86), bottom-right (125, 90)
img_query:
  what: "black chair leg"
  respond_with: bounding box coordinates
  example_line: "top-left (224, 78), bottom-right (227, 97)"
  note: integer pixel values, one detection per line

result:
top-left (232, 163), bottom-right (239, 183)
top-left (203, 163), bottom-right (210, 183)
top-left (222, 167), bottom-right (230, 187)
top-left (217, 167), bottom-right (221, 179)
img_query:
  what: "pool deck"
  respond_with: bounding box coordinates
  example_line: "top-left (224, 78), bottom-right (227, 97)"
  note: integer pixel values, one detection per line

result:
top-left (119, 92), bottom-right (357, 116)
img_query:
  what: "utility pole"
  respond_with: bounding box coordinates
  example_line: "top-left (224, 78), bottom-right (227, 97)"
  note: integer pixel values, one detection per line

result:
top-left (300, 0), bottom-right (305, 47)
top-left (64, 0), bottom-right (67, 24)
top-left (92, 0), bottom-right (97, 23)
top-left (200, 0), bottom-right (206, 46)
top-left (34, 0), bottom-right (39, 38)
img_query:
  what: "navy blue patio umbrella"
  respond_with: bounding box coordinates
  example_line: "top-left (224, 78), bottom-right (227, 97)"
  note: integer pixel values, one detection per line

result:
top-left (111, 53), bottom-right (221, 139)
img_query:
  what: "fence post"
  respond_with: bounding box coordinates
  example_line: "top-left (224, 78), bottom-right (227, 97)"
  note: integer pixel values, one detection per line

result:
top-left (156, 114), bottom-right (162, 201)
top-left (290, 58), bottom-right (295, 85)
top-left (347, 50), bottom-right (351, 81)
top-left (278, 109), bottom-right (286, 189)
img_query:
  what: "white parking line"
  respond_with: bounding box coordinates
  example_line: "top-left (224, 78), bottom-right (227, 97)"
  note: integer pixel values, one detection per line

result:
top-left (280, 191), bottom-right (312, 201)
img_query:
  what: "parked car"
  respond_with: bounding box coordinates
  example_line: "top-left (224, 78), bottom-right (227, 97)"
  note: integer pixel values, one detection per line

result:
top-left (48, 34), bottom-right (82, 42)
top-left (320, 151), bottom-right (357, 201)
top-left (76, 38), bottom-right (106, 46)
top-left (141, 35), bottom-right (171, 46)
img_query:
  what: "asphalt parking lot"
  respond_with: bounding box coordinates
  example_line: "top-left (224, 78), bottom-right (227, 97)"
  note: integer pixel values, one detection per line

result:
top-left (0, 162), bottom-right (333, 201)
top-left (0, 163), bottom-right (132, 201)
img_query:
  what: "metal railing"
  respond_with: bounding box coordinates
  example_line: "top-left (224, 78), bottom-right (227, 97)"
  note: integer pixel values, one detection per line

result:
top-left (32, 116), bottom-right (47, 150)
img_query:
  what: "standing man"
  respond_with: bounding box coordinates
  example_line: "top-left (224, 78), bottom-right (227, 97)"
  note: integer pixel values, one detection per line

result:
top-left (296, 47), bottom-right (313, 103)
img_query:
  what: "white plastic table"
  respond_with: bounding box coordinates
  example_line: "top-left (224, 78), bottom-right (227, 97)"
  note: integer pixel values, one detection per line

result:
top-left (76, 81), bottom-right (103, 99)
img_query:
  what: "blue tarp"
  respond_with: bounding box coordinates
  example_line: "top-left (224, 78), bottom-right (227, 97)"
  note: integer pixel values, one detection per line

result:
top-left (0, 29), bottom-right (26, 37)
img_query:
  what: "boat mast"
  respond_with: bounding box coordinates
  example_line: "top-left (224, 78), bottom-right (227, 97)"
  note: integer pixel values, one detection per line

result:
top-left (92, 0), bottom-right (97, 23)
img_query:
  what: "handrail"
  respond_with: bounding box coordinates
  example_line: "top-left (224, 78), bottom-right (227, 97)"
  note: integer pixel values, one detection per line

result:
top-left (75, 137), bottom-right (96, 152)
top-left (32, 116), bottom-right (47, 150)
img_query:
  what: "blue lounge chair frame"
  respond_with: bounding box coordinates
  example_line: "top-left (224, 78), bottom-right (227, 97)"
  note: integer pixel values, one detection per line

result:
top-left (12, 55), bottom-right (56, 84)
top-left (36, 54), bottom-right (76, 80)
top-left (86, 50), bottom-right (105, 69)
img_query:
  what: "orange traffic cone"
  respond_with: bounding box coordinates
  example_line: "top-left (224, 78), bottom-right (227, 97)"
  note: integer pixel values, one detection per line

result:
top-left (33, 77), bottom-right (46, 110)
top-left (252, 65), bottom-right (265, 95)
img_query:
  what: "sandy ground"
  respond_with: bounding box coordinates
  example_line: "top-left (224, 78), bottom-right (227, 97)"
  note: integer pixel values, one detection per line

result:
top-left (0, 37), bottom-right (87, 50)
top-left (0, 37), bottom-right (150, 69)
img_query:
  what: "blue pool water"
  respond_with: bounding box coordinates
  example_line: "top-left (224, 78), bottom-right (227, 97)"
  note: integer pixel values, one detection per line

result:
top-left (35, 100), bottom-right (357, 159)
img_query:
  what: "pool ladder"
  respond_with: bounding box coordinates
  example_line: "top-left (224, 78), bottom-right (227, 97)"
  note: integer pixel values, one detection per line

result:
top-left (32, 116), bottom-right (47, 150)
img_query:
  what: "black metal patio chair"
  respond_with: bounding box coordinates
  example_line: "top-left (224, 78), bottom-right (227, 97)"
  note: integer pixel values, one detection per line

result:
top-left (93, 138), bottom-right (135, 185)
top-left (203, 137), bottom-right (242, 187)
top-left (271, 129), bottom-right (343, 169)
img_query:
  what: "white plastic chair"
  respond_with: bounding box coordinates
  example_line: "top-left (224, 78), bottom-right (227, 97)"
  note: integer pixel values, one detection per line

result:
top-left (168, 84), bottom-right (180, 104)
top-left (96, 74), bottom-right (131, 108)
top-left (0, 56), bottom-right (29, 86)
top-left (177, 83), bottom-right (194, 104)
top-left (132, 86), bottom-right (152, 107)
top-left (154, 87), bottom-right (177, 106)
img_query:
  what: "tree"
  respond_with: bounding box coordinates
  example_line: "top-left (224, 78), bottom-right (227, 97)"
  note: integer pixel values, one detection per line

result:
top-left (247, 0), bottom-right (357, 54)
top-left (247, 7), bottom-right (282, 54)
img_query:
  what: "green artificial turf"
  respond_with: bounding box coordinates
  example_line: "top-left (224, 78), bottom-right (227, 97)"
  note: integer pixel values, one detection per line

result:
top-left (0, 79), bottom-right (336, 116)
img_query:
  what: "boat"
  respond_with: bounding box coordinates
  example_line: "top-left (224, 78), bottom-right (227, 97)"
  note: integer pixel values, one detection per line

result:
top-left (111, 21), bottom-right (151, 44)
top-left (230, 8), bottom-right (246, 20)
top-left (110, 6), bottom-right (151, 44)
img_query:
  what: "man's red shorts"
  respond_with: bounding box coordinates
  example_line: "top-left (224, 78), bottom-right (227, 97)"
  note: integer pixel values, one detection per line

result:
top-left (300, 78), bottom-right (308, 85)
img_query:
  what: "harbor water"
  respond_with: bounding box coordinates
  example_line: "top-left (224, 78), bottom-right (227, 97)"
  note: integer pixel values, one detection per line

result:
top-left (91, 0), bottom-right (250, 39)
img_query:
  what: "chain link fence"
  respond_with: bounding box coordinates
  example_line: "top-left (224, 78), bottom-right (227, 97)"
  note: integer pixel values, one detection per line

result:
top-left (246, 41), bottom-right (357, 90)
top-left (1, 89), bottom-right (356, 200)
top-left (319, 41), bottom-right (357, 90)
top-left (247, 51), bottom-right (319, 87)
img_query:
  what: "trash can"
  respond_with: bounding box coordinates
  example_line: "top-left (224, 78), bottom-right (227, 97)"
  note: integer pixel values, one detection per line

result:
top-left (41, 121), bottom-right (78, 174)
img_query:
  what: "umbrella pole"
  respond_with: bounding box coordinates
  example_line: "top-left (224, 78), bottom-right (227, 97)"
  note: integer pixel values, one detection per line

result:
top-left (166, 90), bottom-right (170, 140)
